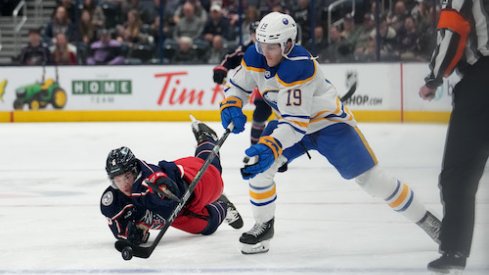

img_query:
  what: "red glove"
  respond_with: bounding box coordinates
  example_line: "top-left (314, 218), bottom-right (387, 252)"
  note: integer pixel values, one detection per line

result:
top-left (146, 172), bottom-right (180, 201)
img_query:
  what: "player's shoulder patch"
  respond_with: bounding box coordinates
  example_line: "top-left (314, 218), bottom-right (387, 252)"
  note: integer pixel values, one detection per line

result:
top-left (277, 46), bottom-right (316, 87)
top-left (101, 189), bottom-right (114, 206)
top-left (242, 45), bottom-right (266, 72)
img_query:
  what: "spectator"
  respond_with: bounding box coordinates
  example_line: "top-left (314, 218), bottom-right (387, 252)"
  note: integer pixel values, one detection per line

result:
top-left (397, 16), bottom-right (422, 61)
top-left (354, 13), bottom-right (376, 53)
top-left (121, 0), bottom-right (144, 21)
top-left (292, 0), bottom-right (313, 43)
top-left (18, 28), bottom-right (52, 65)
top-left (240, 5), bottom-right (260, 43)
top-left (411, 0), bottom-right (437, 59)
top-left (172, 36), bottom-right (199, 64)
top-left (304, 25), bottom-right (328, 56)
top-left (320, 25), bottom-right (348, 62)
top-left (151, 14), bottom-right (173, 48)
top-left (79, 9), bottom-right (96, 45)
top-left (387, 0), bottom-right (409, 33)
top-left (173, 0), bottom-right (207, 26)
top-left (207, 35), bottom-right (228, 64)
top-left (340, 13), bottom-right (361, 55)
top-left (57, 0), bottom-right (77, 23)
top-left (202, 4), bottom-right (233, 44)
top-left (369, 16), bottom-right (398, 59)
top-left (81, 0), bottom-right (106, 28)
top-left (221, 0), bottom-right (246, 27)
top-left (173, 2), bottom-right (204, 41)
top-left (51, 33), bottom-right (78, 65)
top-left (354, 35), bottom-right (378, 62)
top-left (411, 0), bottom-right (435, 30)
top-left (86, 29), bottom-right (125, 65)
top-left (140, 0), bottom-right (176, 24)
top-left (151, 12), bottom-right (174, 43)
top-left (117, 9), bottom-right (154, 63)
top-left (44, 5), bottom-right (77, 44)
top-left (98, 0), bottom-right (123, 28)
top-left (117, 9), bottom-right (145, 44)
top-left (78, 9), bottom-right (97, 64)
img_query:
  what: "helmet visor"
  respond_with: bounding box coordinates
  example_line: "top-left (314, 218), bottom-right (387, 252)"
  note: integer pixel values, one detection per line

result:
top-left (255, 41), bottom-right (282, 56)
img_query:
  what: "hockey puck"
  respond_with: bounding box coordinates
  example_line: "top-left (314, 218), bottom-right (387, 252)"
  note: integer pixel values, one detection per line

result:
top-left (121, 246), bottom-right (133, 261)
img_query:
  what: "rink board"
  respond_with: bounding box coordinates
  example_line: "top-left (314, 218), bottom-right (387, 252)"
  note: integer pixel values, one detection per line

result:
top-left (0, 63), bottom-right (454, 123)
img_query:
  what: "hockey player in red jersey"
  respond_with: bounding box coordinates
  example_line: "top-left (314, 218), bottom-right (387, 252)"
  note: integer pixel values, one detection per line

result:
top-left (100, 120), bottom-right (243, 245)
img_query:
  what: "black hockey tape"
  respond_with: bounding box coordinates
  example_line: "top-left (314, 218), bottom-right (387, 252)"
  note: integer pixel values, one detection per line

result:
top-left (243, 156), bottom-right (259, 166)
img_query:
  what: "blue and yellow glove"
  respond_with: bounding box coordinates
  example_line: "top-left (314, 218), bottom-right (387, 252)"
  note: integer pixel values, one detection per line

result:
top-left (220, 96), bottom-right (246, 134)
top-left (241, 136), bottom-right (283, 179)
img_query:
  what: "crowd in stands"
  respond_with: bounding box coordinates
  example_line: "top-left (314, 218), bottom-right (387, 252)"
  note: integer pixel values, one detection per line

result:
top-left (14, 0), bottom-right (438, 66)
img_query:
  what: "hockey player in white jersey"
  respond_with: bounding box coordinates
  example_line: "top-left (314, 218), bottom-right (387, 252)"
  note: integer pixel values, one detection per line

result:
top-left (219, 11), bottom-right (441, 255)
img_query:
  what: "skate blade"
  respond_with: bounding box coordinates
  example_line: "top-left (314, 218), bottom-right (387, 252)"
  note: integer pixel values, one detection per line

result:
top-left (241, 240), bottom-right (270, 255)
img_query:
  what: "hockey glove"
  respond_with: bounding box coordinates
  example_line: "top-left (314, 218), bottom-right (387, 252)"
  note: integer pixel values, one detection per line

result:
top-left (241, 136), bottom-right (282, 179)
top-left (213, 65), bottom-right (228, 84)
top-left (220, 96), bottom-right (246, 134)
top-left (126, 221), bottom-right (150, 245)
top-left (146, 172), bottom-right (181, 202)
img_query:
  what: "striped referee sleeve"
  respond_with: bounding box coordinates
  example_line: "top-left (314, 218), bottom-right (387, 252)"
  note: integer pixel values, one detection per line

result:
top-left (426, 0), bottom-right (471, 88)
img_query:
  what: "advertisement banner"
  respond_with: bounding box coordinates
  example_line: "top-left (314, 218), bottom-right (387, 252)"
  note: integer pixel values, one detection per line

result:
top-left (0, 65), bottom-right (226, 111)
top-left (0, 64), bottom-right (403, 112)
top-left (320, 63), bottom-right (401, 111)
top-left (402, 63), bottom-right (459, 111)
top-left (0, 63), bottom-right (452, 123)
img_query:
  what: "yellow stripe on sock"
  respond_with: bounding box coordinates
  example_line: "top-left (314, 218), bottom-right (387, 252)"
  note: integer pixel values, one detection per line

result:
top-left (389, 183), bottom-right (409, 208)
top-left (249, 185), bottom-right (276, 201)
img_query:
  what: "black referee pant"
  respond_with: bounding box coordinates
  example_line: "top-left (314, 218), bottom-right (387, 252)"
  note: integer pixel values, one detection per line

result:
top-left (438, 56), bottom-right (489, 257)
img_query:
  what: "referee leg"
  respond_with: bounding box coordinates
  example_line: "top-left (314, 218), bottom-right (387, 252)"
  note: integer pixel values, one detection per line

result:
top-left (438, 67), bottom-right (489, 256)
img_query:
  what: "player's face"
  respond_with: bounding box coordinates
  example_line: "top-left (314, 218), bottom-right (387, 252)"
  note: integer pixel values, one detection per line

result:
top-left (259, 42), bottom-right (283, 67)
top-left (113, 171), bottom-right (135, 196)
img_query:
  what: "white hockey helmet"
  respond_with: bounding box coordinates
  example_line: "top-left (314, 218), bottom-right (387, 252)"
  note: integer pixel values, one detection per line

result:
top-left (255, 12), bottom-right (297, 57)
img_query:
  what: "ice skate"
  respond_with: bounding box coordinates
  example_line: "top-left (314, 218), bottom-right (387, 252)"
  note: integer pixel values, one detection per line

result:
top-left (417, 211), bottom-right (441, 243)
top-left (239, 218), bottom-right (274, 254)
top-left (428, 252), bottom-right (466, 274)
top-left (218, 194), bottom-right (243, 229)
top-left (190, 115), bottom-right (218, 144)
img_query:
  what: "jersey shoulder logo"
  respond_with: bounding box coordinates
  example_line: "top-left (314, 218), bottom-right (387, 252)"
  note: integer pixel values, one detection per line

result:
top-left (102, 191), bottom-right (114, 206)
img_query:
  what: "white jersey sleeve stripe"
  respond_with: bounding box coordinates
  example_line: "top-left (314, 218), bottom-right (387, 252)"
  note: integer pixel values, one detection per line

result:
top-left (229, 78), bottom-right (253, 94)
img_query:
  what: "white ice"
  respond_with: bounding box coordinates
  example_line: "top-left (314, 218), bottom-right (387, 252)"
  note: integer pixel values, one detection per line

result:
top-left (0, 122), bottom-right (487, 275)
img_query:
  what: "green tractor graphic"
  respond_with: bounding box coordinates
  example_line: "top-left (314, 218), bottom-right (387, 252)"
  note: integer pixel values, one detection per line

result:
top-left (13, 66), bottom-right (67, 110)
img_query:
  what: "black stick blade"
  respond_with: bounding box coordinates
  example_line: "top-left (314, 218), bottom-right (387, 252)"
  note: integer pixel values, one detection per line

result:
top-left (114, 240), bottom-right (152, 259)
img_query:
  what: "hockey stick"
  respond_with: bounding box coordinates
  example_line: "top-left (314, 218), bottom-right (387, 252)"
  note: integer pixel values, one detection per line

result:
top-left (340, 71), bottom-right (357, 102)
top-left (115, 122), bottom-right (234, 260)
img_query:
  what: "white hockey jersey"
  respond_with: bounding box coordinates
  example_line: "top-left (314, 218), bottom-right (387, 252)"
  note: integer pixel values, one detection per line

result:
top-left (224, 44), bottom-right (357, 149)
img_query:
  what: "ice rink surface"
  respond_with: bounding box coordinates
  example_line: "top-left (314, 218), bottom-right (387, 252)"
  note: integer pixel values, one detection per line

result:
top-left (0, 122), bottom-right (487, 275)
